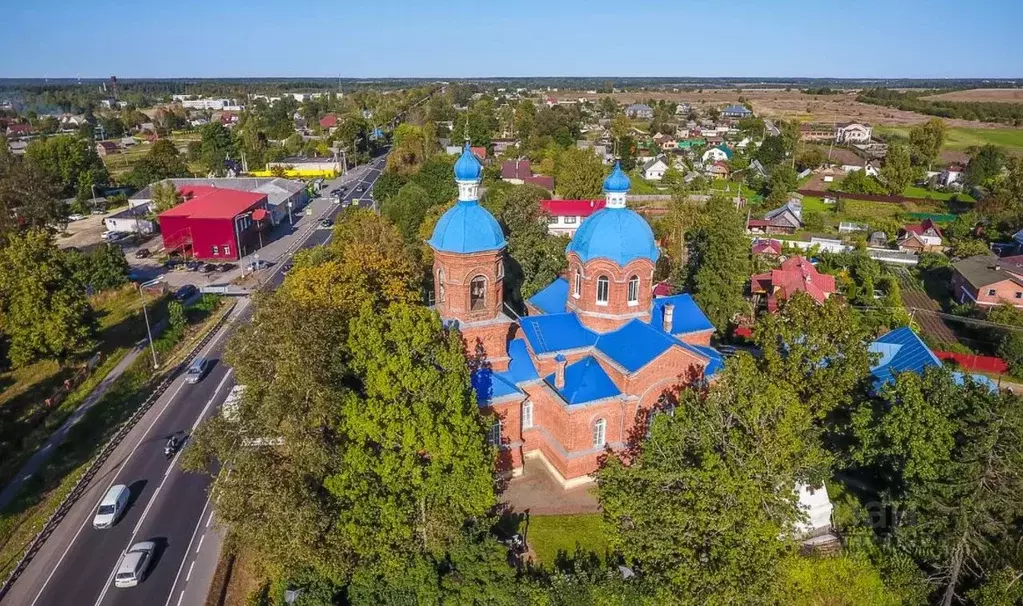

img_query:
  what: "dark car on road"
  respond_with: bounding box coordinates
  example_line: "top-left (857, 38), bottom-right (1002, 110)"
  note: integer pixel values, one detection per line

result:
top-left (174, 284), bottom-right (198, 302)
top-left (356, 184), bottom-right (365, 192)
top-left (199, 263), bottom-right (216, 274)
top-left (134, 248), bottom-right (151, 259)
top-left (319, 219), bottom-right (333, 229)
top-left (282, 263), bottom-right (293, 274)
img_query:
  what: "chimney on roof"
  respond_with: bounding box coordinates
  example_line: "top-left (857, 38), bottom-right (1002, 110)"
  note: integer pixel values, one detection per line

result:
top-left (554, 354), bottom-right (566, 390)
top-left (662, 303), bottom-right (675, 333)
top-left (805, 274), bottom-right (812, 284)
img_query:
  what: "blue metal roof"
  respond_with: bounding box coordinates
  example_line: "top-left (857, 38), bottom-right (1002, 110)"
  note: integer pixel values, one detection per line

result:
top-left (472, 368), bottom-right (523, 406)
top-left (870, 327), bottom-right (998, 392)
top-left (428, 200), bottom-right (507, 254)
top-left (520, 313), bottom-right (598, 355)
top-left (650, 294), bottom-right (715, 335)
top-left (506, 338), bottom-right (539, 383)
top-left (453, 143), bottom-right (482, 181)
top-left (603, 161), bottom-right (631, 193)
top-left (595, 319), bottom-right (677, 373)
top-left (545, 356), bottom-right (621, 405)
top-left (869, 327), bottom-right (941, 388)
top-left (566, 208), bottom-right (660, 265)
top-left (689, 344), bottom-right (724, 377)
top-left (528, 278), bottom-right (569, 315)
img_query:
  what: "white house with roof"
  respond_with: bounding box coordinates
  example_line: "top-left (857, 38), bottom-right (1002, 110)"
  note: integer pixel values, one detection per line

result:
top-left (835, 122), bottom-right (872, 144)
top-left (702, 144), bottom-right (733, 164)
top-left (642, 157), bottom-right (670, 180)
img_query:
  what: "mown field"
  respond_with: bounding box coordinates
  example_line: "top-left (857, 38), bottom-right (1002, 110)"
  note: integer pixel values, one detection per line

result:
top-left (876, 125), bottom-right (1023, 153)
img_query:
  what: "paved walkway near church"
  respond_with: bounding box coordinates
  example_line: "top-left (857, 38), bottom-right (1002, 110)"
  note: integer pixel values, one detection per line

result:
top-left (501, 458), bottom-right (600, 515)
top-left (0, 344), bottom-right (145, 512)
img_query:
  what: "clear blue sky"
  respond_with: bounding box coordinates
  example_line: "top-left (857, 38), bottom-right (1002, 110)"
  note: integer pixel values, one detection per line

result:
top-left (2, 0), bottom-right (1021, 78)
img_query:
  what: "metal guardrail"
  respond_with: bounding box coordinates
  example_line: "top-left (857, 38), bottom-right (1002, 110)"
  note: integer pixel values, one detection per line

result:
top-left (0, 300), bottom-right (238, 601)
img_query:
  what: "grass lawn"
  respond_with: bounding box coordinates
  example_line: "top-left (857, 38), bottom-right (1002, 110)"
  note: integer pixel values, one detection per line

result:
top-left (800, 196), bottom-right (831, 213)
top-left (876, 125), bottom-right (1023, 153)
top-left (525, 513), bottom-right (607, 566)
top-left (903, 185), bottom-right (975, 203)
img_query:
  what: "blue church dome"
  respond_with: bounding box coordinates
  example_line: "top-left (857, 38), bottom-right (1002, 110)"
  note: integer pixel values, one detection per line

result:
top-left (429, 201), bottom-right (507, 254)
top-left (453, 143), bottom-right (482, 181)
top-left (602, 161), bottom-right (630, 193)
top-left (566, 208), bottom-right (660, 265)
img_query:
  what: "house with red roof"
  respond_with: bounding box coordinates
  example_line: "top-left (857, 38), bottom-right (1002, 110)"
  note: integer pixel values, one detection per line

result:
top-left (501, 159), bottom-right (555, 192)
top-left (751, 255), bottom-right (837, 312)
top-left (5, 123), bottom-right (33, 138)
top-left (897, 218), bottom-right (943, 253)
top-left (541, 199), bottom-right (607, 237)
top-left (158, 186), bottom-right (270, 261)
top-left (751, 238), bottom-right (783, 257)
top-left (319, 113), bottom-right (338, 129)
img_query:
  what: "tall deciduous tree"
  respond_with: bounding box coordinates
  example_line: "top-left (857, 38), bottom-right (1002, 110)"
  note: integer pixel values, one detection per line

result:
top-left (127, 138), bottom-right (189, 188)
top-left (0, 160), bottom-right (64, 234)
top-left (879, 141), bottom-right (914, 196)
top-left (0, 230), bottom-right (96, 367)
top-left (198, 122), bottom-right (238, 175)
top-left (908, 118), bottom-right (946, 169)
top-left (851, 367), bottom-right (1023, 605)
top-left (556, 147), bottom-right (605, 200)
top-left (597, 355), bottom-right (830, 603)
top-left (150, 180), bottom-right (183, 213)
top-left (23, 134), bottom-right (108, 199)
top-left (753, 293), bottom-right (874, 423)
top-left (382, 182), bottom-right (433, 243)
top-left (686, 195), bottom-right (750, 329)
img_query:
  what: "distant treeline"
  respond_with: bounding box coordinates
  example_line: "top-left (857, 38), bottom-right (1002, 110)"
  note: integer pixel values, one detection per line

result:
top-left (857, 88), bottom-right (1023, 126)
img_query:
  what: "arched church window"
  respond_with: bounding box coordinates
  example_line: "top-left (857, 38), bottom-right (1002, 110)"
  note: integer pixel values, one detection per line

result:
top-left (596, 275), bottom-right (609, 305)
top-left (573, 268), bottom-right (581, 298)
top-left (627, 275), bottom-right (640, 305)
top-left (470, 275), bottom-right (487, 311)
top-left (437, 268), bottom-right (445, 303)
top-left (593, 418), bottom-right (606, 448)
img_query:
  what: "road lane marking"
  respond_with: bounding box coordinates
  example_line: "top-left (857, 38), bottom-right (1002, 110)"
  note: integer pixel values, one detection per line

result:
top-left (162, 493), bottom-right (216, 606)
top-left (29, 323), bottom-right (235, 606)
top-left (176, 590), bottom-right (185, 606)
top-left (205, 511), bottom-right (213, 528)
top-left (93, 371), bottom-right (232, 606)
top-left (185, 562), bottom-right (194, 582)
top-left (195, 534), bottom-right (204, 554)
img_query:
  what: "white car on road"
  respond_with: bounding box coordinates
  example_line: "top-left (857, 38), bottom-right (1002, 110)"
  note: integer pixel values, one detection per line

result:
top-left (114, 541), bottom-right (156, 588)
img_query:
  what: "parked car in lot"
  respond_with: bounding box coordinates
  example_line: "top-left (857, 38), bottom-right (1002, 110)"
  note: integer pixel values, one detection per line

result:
top-left (114, 541), bottom-right (156, 588)
top-left (91, 208), bottom-right (107, 215)
top-left (93, 484), bottom-right (130, 529)
top-left (185, 357), bottom-right (211, 384)
top-left (215, 263), bottom-right (235, 273)
top-left (134, 248), bottom-right (151, 259)
top-left (67, 213), bottom-right (85, 222)
top-left (174, 284), bottom-right (198, 302)
top-left (199, 263), bottom-right (216, 274)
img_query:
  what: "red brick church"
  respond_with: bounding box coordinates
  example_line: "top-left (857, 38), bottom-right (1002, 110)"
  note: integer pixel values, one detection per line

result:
top-left (429, 145), bottom-right (723, 488)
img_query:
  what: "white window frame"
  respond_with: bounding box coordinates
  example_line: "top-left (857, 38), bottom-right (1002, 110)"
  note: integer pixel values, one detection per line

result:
top-left (522, 400), bottom-right (533, 430)
top-left (223, 244), bottom-right (230, 257)
top-left (564, 216), bottom-right (577, 225)
top-left (596, 275), bottom-right (609, 306)
top-left (593, 418), bottom-right (606, 448)
top-left (627, 275), bottom-right (639, 306)
top-left (573, 268), bottom-right (581, 299)
top-left (437, 268), bottom-right (446, 303)
top-left (212, 245), bottom-right (219, 256)
top-left (988, 289), bottom-right (997, 297)
top-left (488, 420), bottom-right (502, 446)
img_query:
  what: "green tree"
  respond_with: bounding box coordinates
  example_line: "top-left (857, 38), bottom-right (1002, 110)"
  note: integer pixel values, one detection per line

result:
top-left (879, 142), bottom-right (914, 196)
top-left (150, 180), bottom-right (183, 213)
top-left (556, 147), bottom-right (605, 199)
top-left (23, 134), bottom-right (109, 199)
top-left (597, 354), bottom-right (829, 603)
top-left (755, 134), bottom-right (788, 168)
top-left (771, 553), bottom-right (903, 606)
top-left (0, 159), bottom-right (64, 234)
top-left (487, 184), bottom-right (569, 308)
top-left (0, 230), bottom-right (96, 367)
top-left (686, 196), bottom-right (750, 329)
top-left (382, 182), bottom-right (433, 242)
top-left (198, 122), bottom-right (238, 175)
top-left (753, 294), bottom-right (874, 423)
top-left (386, 123), bottom-right (435, 176)
top-left (765, 164), bottom-right (797, 203)
top-left (837, 169), bottom-right (885, 195)
top-left (851, 367), bottom-right (1023, 606)
top-left (908, 118), bottom-right (946, 169)
top-left (963, 144), bottom-right (1006, 188)
top-left (64, 244), bottom-right (130, 292)
top-left (127, 139), bottom-right (189, 188)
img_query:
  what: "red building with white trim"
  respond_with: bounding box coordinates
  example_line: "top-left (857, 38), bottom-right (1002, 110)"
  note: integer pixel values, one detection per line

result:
top-left (540, 199), bottom-right (606, 237)
top-left (158, 186), bottom-right (269, 261)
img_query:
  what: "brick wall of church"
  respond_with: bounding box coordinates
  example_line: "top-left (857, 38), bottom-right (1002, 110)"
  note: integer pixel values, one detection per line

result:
top-left (434, 248), bottom-right (505, 324)
top-left (565, 254), bottom-right (655, 333)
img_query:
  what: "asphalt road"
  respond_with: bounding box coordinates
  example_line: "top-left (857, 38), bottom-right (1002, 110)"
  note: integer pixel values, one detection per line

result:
top-left (20, 151), bottom-right (390, 606)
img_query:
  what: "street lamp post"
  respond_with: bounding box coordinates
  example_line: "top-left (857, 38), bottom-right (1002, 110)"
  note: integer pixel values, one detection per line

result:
top-left (137, 284), bottom-right (159, 369)
top-left (287, 200), bottom-right (294, 226)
